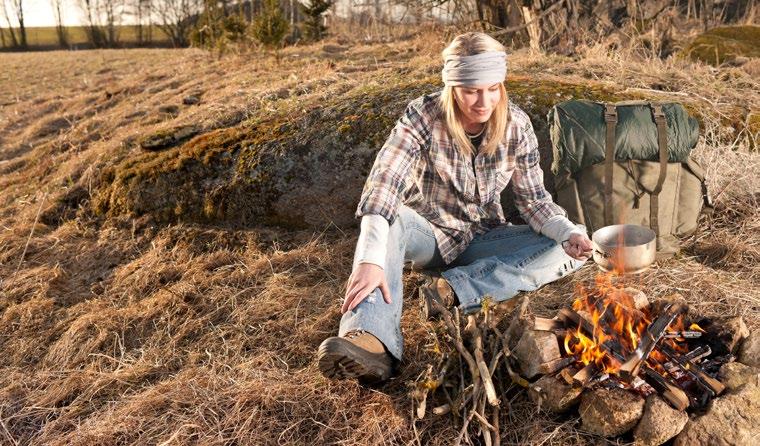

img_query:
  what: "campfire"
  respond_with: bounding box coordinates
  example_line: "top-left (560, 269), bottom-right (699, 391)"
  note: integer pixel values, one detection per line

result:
top-left (413, 267), bottom-right (755, 445)
top-left (532, 274), bottom-right (727, 412)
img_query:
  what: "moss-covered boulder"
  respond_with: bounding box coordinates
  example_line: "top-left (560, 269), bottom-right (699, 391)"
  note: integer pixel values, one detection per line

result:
top-left (685, 26), bottom-right (760, 66)
top-left (95, 77), bottom-right (634, 229)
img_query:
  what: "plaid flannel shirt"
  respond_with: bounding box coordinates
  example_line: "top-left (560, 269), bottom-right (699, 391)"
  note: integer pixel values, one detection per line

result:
top-left (356, 91), bottom-right (566, 264)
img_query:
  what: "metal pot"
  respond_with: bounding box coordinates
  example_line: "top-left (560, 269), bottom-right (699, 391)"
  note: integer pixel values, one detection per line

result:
top-left (591, 224), bottom-right (656, 274)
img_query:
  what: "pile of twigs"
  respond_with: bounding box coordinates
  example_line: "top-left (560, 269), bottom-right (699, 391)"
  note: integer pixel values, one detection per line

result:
top-left (411, 297), bottom-right (533, 446)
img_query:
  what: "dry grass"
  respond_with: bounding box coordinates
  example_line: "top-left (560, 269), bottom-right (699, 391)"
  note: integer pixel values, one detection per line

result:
top-left (0, 27), bottom-right (758, 445)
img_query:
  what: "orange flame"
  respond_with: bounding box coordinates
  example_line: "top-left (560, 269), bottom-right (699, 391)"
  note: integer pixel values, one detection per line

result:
top-left (563, 271), bottom-right (693, 379)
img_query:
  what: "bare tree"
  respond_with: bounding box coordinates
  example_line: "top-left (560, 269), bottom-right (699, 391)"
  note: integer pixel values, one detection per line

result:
top-left (78, 0), bottom-right (126, 47)
top-left (79, 0), bottom-right (107, 47)
top-left (51, 0), bottom-right (68, 48)
top-left (102, 0), bottom-right (125, 46)
top-left (0, 0), bottom-right (19, 48)
top-left (9, 0), bottom-right (27, 47)
top-left (153, 0), bottom-right (202, 47)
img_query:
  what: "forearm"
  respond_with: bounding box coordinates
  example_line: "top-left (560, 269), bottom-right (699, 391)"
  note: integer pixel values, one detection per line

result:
top-left (354, 214), bottom-right (390, 268)
top-left (540, 214), bottom-right (585, 243)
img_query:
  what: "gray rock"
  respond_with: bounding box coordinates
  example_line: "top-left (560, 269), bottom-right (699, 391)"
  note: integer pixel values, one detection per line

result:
top-left (674, 381), bottom-right (760, 446)
top-left (182, 95), bottom-right (200, 105)
top-left (322, 44), bottom-right (348, 53)
top-left (624, 287), bottom-right (649, 310)
top-left (633, 395), bottom-right (689, 446)
top-left (158, 104), bottom-right (180, 115)
top-left (739, 331), bottom-right (760, 367)
top-left (528, 374), bottom-right (582, 413)
top-left (719, 362), bottom-right (760, 391)
top-left (580, 388), bottom-right (645, 437)
top-left (703, 316), bottom-right (749, 356)
top-left (139, 125), bottom-right (201, 151)
top-left (97, 79), bottom-right (633, 229)
top-left (264, 88), bottom-right (290, 100)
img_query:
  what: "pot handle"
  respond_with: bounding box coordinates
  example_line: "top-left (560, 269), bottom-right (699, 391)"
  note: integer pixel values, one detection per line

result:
top-left (592, 241), bottom-right (611, 259)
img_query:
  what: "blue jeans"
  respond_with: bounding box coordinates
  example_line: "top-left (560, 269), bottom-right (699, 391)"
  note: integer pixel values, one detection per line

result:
top-left (339, 205), bottom-right (586, 361)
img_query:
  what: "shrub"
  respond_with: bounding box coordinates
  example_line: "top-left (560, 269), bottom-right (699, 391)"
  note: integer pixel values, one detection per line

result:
top-left (252, 0), bottom-right (289, 48)
top-left (300, 0), bottom-right (333, 42)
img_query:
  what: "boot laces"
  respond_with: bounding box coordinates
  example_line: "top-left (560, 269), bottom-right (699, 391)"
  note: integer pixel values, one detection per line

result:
top-left (344, 330), bottom-right (367, 340)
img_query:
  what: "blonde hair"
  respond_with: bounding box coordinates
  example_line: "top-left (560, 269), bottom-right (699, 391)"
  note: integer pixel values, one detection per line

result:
top-left (440, 32), bottom-right (509, 157)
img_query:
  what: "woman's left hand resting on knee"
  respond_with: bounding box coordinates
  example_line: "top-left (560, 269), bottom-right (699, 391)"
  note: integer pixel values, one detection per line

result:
top-left (563, 233), bottom-right (593, 260)
top-left (341, 263), bottom-right (392, 313)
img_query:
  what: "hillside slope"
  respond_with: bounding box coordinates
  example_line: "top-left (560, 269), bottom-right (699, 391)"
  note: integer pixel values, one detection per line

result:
top-left (0, 34), bottom-right (758, 444)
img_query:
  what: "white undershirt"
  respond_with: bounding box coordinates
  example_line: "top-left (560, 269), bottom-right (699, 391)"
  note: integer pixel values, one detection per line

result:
top-left (356, 214), bottom-right (585, 269)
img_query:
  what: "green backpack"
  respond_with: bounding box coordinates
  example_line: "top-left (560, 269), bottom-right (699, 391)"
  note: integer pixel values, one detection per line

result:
top-left (548, 100), bottom-right (713, 255)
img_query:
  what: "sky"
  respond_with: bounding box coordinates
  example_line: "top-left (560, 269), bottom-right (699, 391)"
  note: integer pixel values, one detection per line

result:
top-left (4, 1), bottom-right (449, 28)
top-left (2, 0), bottom-right (84, 27)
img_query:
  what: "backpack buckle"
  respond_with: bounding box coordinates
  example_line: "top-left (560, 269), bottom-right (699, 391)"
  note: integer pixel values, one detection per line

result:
top-left (651, 104), bottom-right (667, 123)
top-left (604, 104), bottom-right (618, 123)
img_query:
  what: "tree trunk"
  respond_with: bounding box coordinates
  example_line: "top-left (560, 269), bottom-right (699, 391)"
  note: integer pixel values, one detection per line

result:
top-left (521, 6), bottom-right (542, 51)
top-left (476, 0), bottom-right (486, 29)
top-left (1, 1), bottom-right (18, 47)
top-left (14, 0), bottom-right (27, 48)
top-left (54, 1), bottom-right (68, 49)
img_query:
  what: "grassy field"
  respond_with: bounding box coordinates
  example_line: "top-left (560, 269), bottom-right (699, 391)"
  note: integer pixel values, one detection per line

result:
top-left (0, 27), bottom-right (758, 445)
top-left (0, 25), bottom-right (172, 49)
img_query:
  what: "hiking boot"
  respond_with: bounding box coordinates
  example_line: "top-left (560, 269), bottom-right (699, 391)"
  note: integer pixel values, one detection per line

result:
top-left (419, 274), bottom-right (458, 320)
top-left (317, 330), bottom-right (393, 383)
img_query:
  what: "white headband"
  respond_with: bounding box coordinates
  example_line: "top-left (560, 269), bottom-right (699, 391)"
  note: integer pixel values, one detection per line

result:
top-left (441, 51), bottom-right (508, 87)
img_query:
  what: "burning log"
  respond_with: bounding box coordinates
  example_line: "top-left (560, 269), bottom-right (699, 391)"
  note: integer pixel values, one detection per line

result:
top-left (619, 302), bottom-right (687, 380)
top-left (660, 343), bottom-right (725, 397)
top-left (573, 364), bottom-right (599, 387)
top-left (558, 308), bottom-right (626, 366)
top-left (664, 331), bottom-right (703, 339)
top-left (684, 345), bottom-right (712, 362)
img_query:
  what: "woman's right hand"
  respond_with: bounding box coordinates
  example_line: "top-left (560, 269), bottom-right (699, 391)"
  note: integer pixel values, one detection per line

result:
top-left (341, 263), bottom-right (392, 313)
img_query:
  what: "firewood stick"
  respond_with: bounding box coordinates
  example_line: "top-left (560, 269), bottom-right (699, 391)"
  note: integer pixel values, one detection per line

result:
top-left (431, 300), bottom-right (480, 381)
top-left (471, 410), bottom-right (496, 436)
top-left (660, 344), bottom-right (725, 396)
top-left (491, 405), bottom-right (501, 446)
top-left (663, 331), bottom-right (702, 339)
top-left (489, 350), bottom-right (504, 376)
top-left (642, 365), bottom-right (689, 410)
top-left (684, 345), bottom-right (711, 362)
top-left (492, 326), bottom-right (530, 388)
top-left (573, 363), bottom-right (599, 387)
top-left (432, 404), bottom-right (451, 416)
top-left (618, 302), bottom-right (686, 380)
top-left (533, 317), bottom-right (563, 331)
top-left (454, 409), bottom-right (474, 446)
top-left (559, 308), bottom-right (625, 364)
top-left (466, 314), bottom-right (500, 407)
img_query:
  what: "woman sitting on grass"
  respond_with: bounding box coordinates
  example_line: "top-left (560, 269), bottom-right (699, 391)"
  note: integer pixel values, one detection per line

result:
top-left (318, 32), bottom-right (593, 383)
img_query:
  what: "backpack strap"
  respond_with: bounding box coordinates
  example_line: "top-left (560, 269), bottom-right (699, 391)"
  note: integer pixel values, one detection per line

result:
top-left (650, 104), bottom-right (669, 247)
top-left (604, 104), bottom-right (618, 226)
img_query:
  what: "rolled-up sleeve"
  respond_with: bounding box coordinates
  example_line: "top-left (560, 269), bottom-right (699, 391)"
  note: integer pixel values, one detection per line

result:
top-left (511, 119), bottom-right (566, 232)
top-left (356, 103), bottom-right (427, 225)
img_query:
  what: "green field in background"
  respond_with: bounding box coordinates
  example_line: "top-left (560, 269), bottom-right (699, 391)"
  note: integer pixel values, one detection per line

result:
top-left (0, 25), bottom-right (172, 48)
